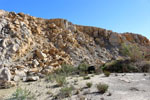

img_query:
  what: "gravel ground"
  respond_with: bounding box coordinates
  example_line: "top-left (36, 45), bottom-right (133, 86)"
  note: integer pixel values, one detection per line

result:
top-left (0, 73), bottom-right (150, 100)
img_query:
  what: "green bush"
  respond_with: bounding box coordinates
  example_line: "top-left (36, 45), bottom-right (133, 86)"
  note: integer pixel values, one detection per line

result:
top-left (57, 64), bottom-right (76, 76)
top-left (77, 62), bottom-right (89, 76)
top-left (120, 43), bottom-right (143, 61)
top-left (96, 83), bottom-right (109, 94)
top-left (86, 82), bottom-right (92, 88)
top-left (103, 71), bottom-right (110, 77)
top-left (101, 60), bottom-right (138, 73)
top-left (46, 73), bottom-right (66, 87)
top-left (83, 76), bottom-right (90, 80)
top-left (9, 87), bottom-right (35, 100)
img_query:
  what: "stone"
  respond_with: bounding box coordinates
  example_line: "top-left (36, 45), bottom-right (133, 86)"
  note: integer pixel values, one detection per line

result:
top-left (33, 59), bottom-right (39, 67)
top-left (0, 67), bottom-right (11, 82)
top-left (109, 33), bottom-right (121, 46)
top-left (0, 10), bottom-right (8, 17)
top-left (23, 76), bottom-right (39, 82)
top-left (37, 73), bottom-right (45, 78)
top-left (13, 75), bottom-right (20, 82)
top-left (15, 70), bottom-right (26, 79)
top-left (12, 44), bottom-right (20, 52)
top-left (36, 50), bottom-right (47, 60)
top-left (49, 23), bottom-right (56, 29)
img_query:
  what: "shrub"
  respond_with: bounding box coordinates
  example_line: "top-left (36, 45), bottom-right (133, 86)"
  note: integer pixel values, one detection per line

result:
top-left (55, 74), bottom-right (66, 87)
top-left (78, 62), bottom-right (89, 75)
top-left (86, 82), bottom-right (92, 88)
top-left (120, 43), bottom-right (143, 61)
top-left (101, 59), bottom-right (138, 73)
top-left (46, 73), bottom-right (66, 87)
top-left (137, 61), bottom-right (150, 72)
top-left (103, 71), bottom-right (110, 77)
top-left (83, 76), bottom-right (90, 80)
top-left (96, 83), bottom-right (109, 94)
top-left (46, 74), bottom-right (55, 82)
top-left (9, 87), bottom-right (35, 100)
top-left (57, 64), bottom-right (76, 76)
top-left (59, 85), bottom-right (74, 98)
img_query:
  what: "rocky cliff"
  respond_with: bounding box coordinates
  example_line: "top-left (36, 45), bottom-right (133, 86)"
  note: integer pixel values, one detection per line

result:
top-left (0, 10), bottom-right (150, 75)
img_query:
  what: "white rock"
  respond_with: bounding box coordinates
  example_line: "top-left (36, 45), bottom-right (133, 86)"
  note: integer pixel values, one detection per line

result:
top-left (23, 76), bottom-right (39, 82)
top-left (15, 70), bottom-right (26, 79)
top-left (13, 75), bottom-right (20, 82)
top-left (0, 67), bottom-right (11, 82)
top-left (33, 59), bottom-right (39, 66)
top-left (12, 44), bottom-right (20, 52)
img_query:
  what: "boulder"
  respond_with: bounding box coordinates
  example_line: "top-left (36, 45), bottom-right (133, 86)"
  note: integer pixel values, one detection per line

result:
top-left (0, 67), bottom-right (11, 82)
top-left (109, 33), bottom-right (121, 46)
top-left (23, 76), bottom-right (39, 82)
top-left (0, 67), bottom-right (16, 88)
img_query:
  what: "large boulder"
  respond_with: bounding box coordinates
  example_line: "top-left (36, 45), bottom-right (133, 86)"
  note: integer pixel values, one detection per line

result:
top-left (0, 67), bottom-right (11, 82)
top-left (109, 33), bottom-right (121, 46)
top-left (0, 67), bottom-right (15, 88)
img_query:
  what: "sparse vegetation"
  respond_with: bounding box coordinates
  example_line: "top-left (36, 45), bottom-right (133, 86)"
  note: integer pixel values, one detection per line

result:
top-left (58, 85), bottom-right (74, 98)
top-left (55, 74), bottom-right (66, 87)
top-left (120, 43), bottom-right (143, 61)
top-left (86, 82), bottom-right (92, 88)
top-left (78, 62), bottom-right (89, 76)
top-left (101, 60), bottom-right (138, 73)
top-left (96, 83), bottom-right (109, 94)
top-left (46, 73), bottom-right (66, 87)
top-left (83, 76), bottom-right (90, 80)
top-left (8, 87), bottom-right (35, 100)
top-left (56, 63), bottom-right (76, 76)
top-left (104, 71), bottom-right (110, 77)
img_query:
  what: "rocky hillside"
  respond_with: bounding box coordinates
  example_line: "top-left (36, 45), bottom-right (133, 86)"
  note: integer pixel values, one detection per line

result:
top-left (0, 10), bottom-right (150, 75)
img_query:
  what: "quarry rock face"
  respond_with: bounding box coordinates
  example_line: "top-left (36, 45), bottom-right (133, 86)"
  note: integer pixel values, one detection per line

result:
top-left (0, 10), bottom-right (149, 81)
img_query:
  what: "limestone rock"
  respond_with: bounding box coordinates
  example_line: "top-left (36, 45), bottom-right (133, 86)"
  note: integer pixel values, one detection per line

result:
top-left (0, 67), bottom-right (11, 82)
top-left (13, 75), bottom-right (20, 82)
top-left (109, 33), bottom-right (121, 46)
top-left (23, 76), bottom-right (39, 82)
top-left (36, 50), bottom-right (47, 60)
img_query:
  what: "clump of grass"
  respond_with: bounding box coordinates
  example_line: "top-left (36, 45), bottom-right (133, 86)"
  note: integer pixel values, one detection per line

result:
top-left (96, 83), bottom-right (109, 94)
top-left (104, 71), bottom-right (110, 77)
top-left (9, 87), bottom-right (35, 100)
top-left (46, 74), bottom-right (55, 82)
top-left (59, 85), bottom-right (74, 98)
top-left (83, 76), bottom-right (90, 80)
top-left (55, 74), bottom-right (66, 87)
top-left (86, 82), bottom-right (92, 88)
top-left (57, 64), bottom-right (76, 76)
top-left (46, 73), bottom-right (66, 87)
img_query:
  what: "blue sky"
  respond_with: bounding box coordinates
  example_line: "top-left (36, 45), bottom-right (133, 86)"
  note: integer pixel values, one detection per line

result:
top-left (1, 0), bottom-right (150, 38)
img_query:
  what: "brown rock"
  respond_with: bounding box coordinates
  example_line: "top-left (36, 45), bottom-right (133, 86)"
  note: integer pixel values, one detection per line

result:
top-left (36, 50), bottom-right (47, 60)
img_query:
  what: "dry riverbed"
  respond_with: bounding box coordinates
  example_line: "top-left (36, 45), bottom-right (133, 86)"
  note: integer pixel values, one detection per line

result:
top-left (0, 73), bottom-right (150, 100)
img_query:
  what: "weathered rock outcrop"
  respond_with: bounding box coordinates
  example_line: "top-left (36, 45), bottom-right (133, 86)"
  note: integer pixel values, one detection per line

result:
top-left (0, 9), bottom-right (149, 79)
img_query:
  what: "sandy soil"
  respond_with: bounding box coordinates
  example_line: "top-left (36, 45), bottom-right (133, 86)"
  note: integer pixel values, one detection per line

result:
top-left (0, 73), bottom-right (150, 100)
